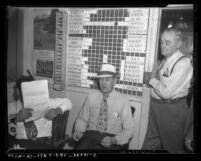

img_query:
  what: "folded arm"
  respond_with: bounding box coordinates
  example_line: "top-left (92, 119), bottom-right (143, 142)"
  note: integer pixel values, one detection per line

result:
top-left (149, 58), bottom-right (193, 99)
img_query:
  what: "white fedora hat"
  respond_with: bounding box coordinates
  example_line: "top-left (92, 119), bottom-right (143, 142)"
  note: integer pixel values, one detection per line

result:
top-left (96, 63), bottom-right (117, 78)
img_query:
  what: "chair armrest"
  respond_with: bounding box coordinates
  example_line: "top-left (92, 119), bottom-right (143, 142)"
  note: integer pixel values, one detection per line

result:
top-left (51, 110), bottom-right (70, 148)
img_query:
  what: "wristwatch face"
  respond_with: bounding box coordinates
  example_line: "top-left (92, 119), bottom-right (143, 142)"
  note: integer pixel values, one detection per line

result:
top-left (8, 123), bottom-right (16, 136)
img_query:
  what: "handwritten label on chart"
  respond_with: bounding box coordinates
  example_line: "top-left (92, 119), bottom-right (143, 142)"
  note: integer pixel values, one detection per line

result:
top-left (67, 37), bottom-right (83, 85)
top-left (124, 56), bottom-right (145, 83)
top-left (83, 38), bottom-right (93, 49)
top-left (123, 35), bottom-right (147, 53)
top-left (128, 8), bottom-right (149, 17)
top-left (128, 8), bottom-right (149, 34)
top-left (69, 12), bottom-right (84, 34)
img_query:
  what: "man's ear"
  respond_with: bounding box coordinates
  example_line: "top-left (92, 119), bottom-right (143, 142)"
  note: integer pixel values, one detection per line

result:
top-left (113, 77), bottom-right (117, 85)
top-left (177, 39), bottom-right (183, 48)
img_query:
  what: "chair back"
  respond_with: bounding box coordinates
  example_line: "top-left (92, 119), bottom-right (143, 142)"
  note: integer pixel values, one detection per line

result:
top-left (51, 110), bottom-right (70, 148)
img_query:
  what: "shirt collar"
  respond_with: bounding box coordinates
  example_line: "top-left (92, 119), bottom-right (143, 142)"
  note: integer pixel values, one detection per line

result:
top-left (101, 89), bottom-right (116, 100)
top-left (165, 49), bottom-right (184, 64)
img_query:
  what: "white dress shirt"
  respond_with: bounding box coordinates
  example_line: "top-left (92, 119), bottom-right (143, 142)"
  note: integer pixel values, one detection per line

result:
top-left (8, 98), bottom-right (72, 139)
top-left (74, 90), bottom-right (134, 145)
top-left (149, 50), bottom-right (193, 99)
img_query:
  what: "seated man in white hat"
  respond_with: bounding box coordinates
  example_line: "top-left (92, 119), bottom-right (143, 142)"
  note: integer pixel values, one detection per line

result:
top-left (72, 63), bottom-right (134, 149)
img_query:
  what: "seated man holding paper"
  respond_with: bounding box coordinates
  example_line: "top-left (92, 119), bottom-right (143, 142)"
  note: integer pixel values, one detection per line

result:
top-left (8, 71), bottom-right (72, 149)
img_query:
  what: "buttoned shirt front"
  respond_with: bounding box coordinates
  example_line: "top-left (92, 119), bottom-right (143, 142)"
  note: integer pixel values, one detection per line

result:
top-left (149, 50), bottom-right (193, 99)
top-left (74, 90), bottom-right (134, 145)
top-left (8, 98), bottom-right (72, 139)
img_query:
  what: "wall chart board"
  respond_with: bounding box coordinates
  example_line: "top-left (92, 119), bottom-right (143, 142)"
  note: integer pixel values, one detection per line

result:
top-left (64, 8), bottom-right (150, 96)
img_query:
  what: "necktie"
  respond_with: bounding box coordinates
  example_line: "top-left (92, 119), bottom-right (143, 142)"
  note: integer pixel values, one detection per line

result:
top-left (97, 95), bottom-right (108, 133)
top-left (24, 121), bottom-right (38, 139)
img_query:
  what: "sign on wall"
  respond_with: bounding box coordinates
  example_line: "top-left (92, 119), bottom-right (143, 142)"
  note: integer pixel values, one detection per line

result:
top-left (33, 9), bottom-right (58, 78)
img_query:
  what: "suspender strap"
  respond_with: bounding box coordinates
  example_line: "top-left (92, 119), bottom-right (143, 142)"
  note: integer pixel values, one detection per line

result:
top-left (170, 56), bottom-right (187, 75)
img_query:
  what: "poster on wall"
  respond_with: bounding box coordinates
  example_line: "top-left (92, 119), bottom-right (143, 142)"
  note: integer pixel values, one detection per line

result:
top-left (34, 50), bottom-right (54, 78)
top-left (33, 9), bottom-right (59, 78)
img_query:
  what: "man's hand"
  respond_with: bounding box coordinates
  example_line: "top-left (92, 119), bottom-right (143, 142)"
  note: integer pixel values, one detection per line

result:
top-left (151, 60), bottom-right (160, 79)
top-left (100, 136), bottom-right (116, 148)
top-left (44, 108), bottom-right (62, 120)
top-left (72, 131), bottom-right (84, 141)
top-left (185, 137), bottom-right (193, 152)
top-left (144, 72), bottom-right (152, 86)
top-left (17, 108), bottom-right (33, 122)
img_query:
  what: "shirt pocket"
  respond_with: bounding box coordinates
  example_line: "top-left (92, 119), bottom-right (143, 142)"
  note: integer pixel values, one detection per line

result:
top-left (108, 112), bottom-right (121, 127)
top-left (162, 67), bottom-right (170, 77)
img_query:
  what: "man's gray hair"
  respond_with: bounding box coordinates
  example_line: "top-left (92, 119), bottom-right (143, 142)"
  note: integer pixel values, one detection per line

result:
top-left (162, 27), bottom-right (183, 42)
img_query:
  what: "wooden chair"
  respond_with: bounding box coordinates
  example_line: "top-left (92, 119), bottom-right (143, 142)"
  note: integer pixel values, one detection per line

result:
top-left (122, 106), bottom-right (135, 149)
top-left (51, 110), bottom-right (70, 149)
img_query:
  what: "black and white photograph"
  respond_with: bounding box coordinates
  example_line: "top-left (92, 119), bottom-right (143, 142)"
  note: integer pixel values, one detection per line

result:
top-left (4, 4), bottom-right (196, 159)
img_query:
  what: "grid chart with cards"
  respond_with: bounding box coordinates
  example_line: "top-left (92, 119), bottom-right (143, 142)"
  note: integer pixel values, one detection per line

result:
top-left (66, 8), bottom-right (150, 96)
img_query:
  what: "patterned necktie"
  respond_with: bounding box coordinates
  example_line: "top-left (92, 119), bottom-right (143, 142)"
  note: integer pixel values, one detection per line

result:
top-left (97, 95), bottom-right (108, 133)
top-left (24, 121), bottom-right (38, 139)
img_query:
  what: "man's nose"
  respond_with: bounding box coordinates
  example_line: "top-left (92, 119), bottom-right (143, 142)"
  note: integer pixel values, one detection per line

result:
top-left (161, 42), bottom-right (166, 49)
top-left (100, 78), bottom-right (108, 84)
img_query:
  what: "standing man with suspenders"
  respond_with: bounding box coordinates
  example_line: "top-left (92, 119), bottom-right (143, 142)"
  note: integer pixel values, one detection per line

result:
top-left (142, 28), bottom-right (193, 153)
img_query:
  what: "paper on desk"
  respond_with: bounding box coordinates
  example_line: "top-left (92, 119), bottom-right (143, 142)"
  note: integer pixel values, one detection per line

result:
top-left (21, 80), bottom-right (50, 122)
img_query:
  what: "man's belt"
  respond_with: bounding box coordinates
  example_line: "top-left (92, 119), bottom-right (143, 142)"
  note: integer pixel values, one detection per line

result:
top-left (151, 96), bottom-right (186, 104)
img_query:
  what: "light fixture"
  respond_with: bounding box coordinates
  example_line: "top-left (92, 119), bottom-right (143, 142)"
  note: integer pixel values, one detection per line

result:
top-left (167, 21), bottom-right (173, 28)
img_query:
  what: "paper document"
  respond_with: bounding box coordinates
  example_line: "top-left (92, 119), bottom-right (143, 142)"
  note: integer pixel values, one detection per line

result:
top-left (21, 80), bottom-right (50, 122)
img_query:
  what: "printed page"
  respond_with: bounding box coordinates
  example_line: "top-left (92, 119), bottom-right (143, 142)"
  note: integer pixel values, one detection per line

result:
top-left (21, 80), bottom-right (50, 122)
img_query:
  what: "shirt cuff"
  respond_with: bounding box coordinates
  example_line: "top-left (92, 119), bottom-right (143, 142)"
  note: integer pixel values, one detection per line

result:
top-left (55, 108), bottom-right (62, 115)
top-left (114, 135), bottom-right (129, 145)
top-left (57, 98), bottom-right (72, 114)
top-left (74, 118), bottom-right (87, 133)
top-left (149, 77), bottom-right (158, 87)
